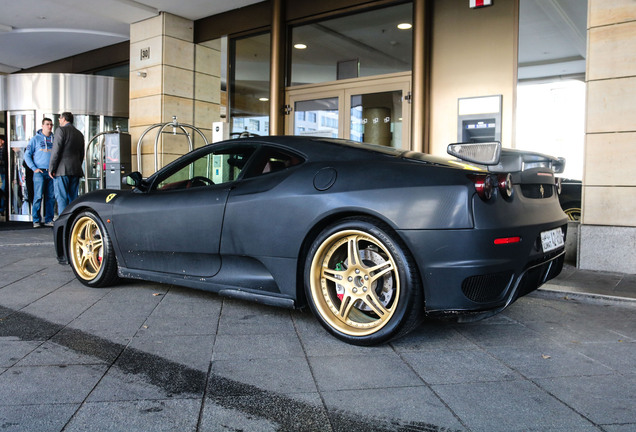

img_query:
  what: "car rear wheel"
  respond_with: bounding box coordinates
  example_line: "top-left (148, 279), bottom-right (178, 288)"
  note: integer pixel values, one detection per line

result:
top-left (68, 211), bottom-right (119, 287)
top-left (305, 217), bottom-right (422, 345)
top-left (564, 207), bottom-right (581, 221)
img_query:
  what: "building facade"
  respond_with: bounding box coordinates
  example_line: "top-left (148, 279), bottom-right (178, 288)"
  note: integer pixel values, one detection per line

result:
top-left (4, 0), bottom-right (636, 274)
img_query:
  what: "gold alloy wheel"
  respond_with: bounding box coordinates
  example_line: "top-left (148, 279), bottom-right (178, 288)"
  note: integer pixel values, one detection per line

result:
top-left (70, 216), bottom-right (104, 281)
top-left (309, 229), bottom-right (400, 337)
top-left (565, 208), bottom-right (581, 221)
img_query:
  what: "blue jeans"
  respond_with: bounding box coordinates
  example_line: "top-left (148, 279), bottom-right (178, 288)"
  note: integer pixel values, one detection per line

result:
top-left (33, 171), bottom-right (55, 223)
top-left (54, 175), bottom-right (81, 213)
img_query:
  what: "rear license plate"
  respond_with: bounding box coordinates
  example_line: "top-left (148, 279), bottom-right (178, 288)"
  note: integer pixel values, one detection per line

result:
top-left (541, 228), bottom-right (564, 253)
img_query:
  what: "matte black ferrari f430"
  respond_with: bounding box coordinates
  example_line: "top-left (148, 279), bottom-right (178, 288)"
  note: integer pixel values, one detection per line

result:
top-left (54, 137), bottom-right (567, 345)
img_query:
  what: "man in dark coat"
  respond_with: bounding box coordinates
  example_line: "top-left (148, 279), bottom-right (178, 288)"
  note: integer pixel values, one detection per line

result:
top-left (49, 112), bottom-right (85, 212)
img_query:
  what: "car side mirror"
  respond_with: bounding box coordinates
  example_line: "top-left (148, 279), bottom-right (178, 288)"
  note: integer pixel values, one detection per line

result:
top-left (123, 171), bottom-right (143, 188)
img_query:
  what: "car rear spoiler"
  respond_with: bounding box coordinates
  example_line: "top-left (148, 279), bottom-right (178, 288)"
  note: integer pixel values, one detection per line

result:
top-left (447, 142), bottom-right (565, 174)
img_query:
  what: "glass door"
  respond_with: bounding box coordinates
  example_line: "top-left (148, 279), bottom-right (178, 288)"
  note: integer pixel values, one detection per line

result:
top-left (348, 87), bottom-right (408, 148)
top-left (7, 111), bottom-right (35, 222)
top-left (285, 72), bottom-right (411, 148)
top-left (287, 90), bottom-right (343, 138)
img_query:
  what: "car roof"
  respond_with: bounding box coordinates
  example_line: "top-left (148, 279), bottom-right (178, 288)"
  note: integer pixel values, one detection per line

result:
top-left (227, 135), bottom-right (452, 166)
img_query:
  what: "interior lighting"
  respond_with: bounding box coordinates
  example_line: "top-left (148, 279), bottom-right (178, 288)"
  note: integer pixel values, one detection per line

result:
top-left (397, 23), bottom-right (412, 30)
top-left (294, 43), bottom-right (307, 49)
top-left (259, 97), bottom-right (269, 102)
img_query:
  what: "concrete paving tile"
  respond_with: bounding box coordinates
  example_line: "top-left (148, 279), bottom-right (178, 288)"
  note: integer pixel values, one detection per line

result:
top-left (127, 334), bottom-right (214, 372)
top-left (210, 357), bottom-right (317, 396)
top-left (0, 268), bottom-right (42, 288)
top-left (0, 309), bottom-right (64, 340)
top-left (602, 425), bottom-right (636, 432)
top-left (153, 287), bottom-right (224, 310)
top-left (64, 399), bottom-right (201, 432)
top-left (66, 315), bottom-right (147, 340)
top-left (149, 295), bottom-right (223, 319)
top-left (432, 380), bottom-right (595, 432)
top-left (389, 321), bottom-right (478, 352)
top-left (212, 333), bottom-right (305, 360)
top-left (50, 327), bottom-right (125, 364)
top-left (0, 278), bottom-right (62, 310)
top-left (615, 274), bottom-right (636, 295)
top-left (201, 392), bottom-right (330, 432)
top-left (524, 318), bottom-right (635, 345)
top-left (0, 339), bottom-right (41, 367)
top-left (21, 284), bottom-right (111, 325)
top-left (503, 295), bottom-right (576, 322)
top-left (298, 327), bottom-right (394, 358)
top-left (556, 268), bottom-right (622, 291)
top-left (308, 352), bottom-right (421, 392)
top-left (16, 340), bottom-right (108, 366)
top-left (486, 340), bottom-right (614, 379)
top-left (291, 310), bottom-right (394, 357)
top-left (87, 348), bottom-right (207, 402)
top-left (0, 403), bottom-right (80, 432)
top-left (216, 299), bottom-right (296, 336)
top-left (139, 315), bottom-right (220, 337)
top-left (572, 341), bottom-right (636, 375)
top-left (0, 364), bottom-right (108, 405)
top-left (535, 374), bottom-right (636, 425)
top-left (99, 282), bottom-right (169, 304)
top-left (321, 386), bottom-right (466, 432)
top-left (454, 322), bottom-right (544, 348)
top-left (402, 348), bottom-right (519, 384)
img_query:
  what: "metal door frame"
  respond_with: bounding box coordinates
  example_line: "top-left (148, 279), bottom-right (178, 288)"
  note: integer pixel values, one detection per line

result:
top-left (284, 72), bottom-right (412, 148)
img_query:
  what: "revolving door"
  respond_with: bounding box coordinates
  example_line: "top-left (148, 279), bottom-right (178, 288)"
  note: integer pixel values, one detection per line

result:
top-left (1, 73), bottom-right (129, 222)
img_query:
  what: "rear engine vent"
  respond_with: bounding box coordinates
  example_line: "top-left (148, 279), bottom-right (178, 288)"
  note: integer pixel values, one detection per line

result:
top-left (461, 272), bottom-right (513, 303)
top-left (521, 184), bottom-right (554, 199)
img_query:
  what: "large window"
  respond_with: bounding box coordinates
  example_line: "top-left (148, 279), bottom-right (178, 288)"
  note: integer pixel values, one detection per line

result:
top-left (230, 33), bottom-right (271, 137)
top-left (290, 3), bottom-right (412, 86)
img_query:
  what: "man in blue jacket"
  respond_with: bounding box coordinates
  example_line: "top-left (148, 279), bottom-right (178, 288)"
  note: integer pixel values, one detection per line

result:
top-left (25, 118), bottom-right (55, 227)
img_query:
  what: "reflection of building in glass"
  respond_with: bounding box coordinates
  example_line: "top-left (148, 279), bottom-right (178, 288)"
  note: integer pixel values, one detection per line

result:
top-left (294, 110), bottom-right (338, 138)
top-left (232, 116), bottom-right (269, 136)
top-left (350, 106), bottom-right (363, 142)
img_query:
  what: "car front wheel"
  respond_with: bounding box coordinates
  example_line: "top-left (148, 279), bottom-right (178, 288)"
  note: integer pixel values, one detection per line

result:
top-left (68, 211), bottom-right (119, 287)
top-left (305, 217), bottom-right (422, 345)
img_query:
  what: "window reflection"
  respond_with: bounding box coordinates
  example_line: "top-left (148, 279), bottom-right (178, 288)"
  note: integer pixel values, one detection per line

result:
top-left (230, 33), bottom-right (270, 137)
top-left (290, 3), bottom-right (412, 86)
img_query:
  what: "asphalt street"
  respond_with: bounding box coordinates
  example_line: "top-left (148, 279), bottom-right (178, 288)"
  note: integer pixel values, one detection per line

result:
top-left (0, 227), bottom-right (634, 432)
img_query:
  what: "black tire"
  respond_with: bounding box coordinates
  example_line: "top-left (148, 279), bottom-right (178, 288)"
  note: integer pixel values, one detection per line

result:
top-left (304, 217), bottom-right (422, 345)
top-left (68, 211), bottom-right (119, 287)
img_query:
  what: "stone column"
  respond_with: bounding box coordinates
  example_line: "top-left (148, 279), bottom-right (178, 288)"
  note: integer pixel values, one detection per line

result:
top-left (129, 12), bottom-right (221, 176)
top-left (579, 1), bottom-right (636, 273)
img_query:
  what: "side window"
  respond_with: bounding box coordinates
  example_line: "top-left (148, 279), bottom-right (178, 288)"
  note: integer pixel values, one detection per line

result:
top-left (155, 146), bottom-right (255, 191)
top-left (245, 147), bottom-right (304, 178)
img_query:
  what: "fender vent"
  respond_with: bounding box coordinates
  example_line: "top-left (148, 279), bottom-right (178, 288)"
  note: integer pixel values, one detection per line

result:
top-left (461, 272), bottom-right (513, 303)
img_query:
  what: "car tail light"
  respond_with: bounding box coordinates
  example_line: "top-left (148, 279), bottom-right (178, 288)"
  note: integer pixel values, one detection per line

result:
top-left (497, 173), bottom-right (513, 199)
top-left (494, 236), bottom-right (521, 245)
top-left (469, 174), bottom-right (495, 201)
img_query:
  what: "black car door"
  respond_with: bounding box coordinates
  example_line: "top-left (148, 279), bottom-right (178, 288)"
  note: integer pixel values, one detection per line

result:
top-left (112, 144), bottom-right (256, 277)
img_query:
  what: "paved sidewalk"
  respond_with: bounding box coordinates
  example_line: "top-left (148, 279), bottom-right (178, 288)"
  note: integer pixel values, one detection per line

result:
top-left (0, 228), bottom-right (634, 432)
